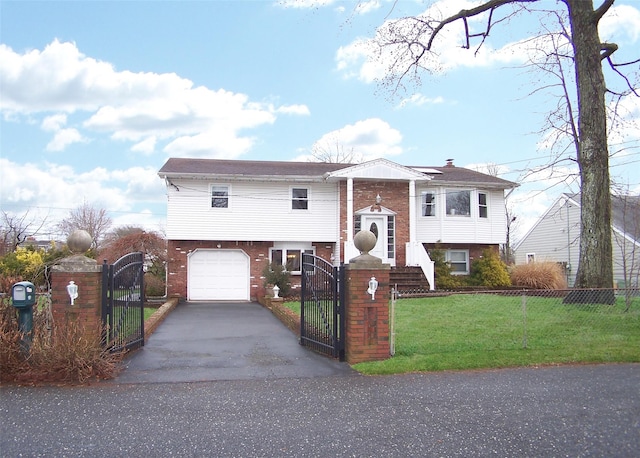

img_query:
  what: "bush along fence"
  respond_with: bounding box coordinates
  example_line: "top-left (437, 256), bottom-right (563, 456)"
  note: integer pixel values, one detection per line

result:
top-left (388, 287), bottom-right (640, 366)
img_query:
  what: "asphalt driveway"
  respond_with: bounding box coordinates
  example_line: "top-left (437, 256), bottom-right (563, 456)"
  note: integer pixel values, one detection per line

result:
top-left (2, 364), bottom-right (639, 456)
top-left (112, 301), bottom-right (355, 384)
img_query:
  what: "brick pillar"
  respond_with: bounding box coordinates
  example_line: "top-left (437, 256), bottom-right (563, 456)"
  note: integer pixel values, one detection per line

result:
top-left (51, 255), bottom-right (103, 339)
top-left (344, 259), bottom-right (391, 364)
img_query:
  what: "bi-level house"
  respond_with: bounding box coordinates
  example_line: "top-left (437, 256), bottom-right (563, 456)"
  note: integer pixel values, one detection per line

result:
top-left (158, 158), bottom-right (518, 301)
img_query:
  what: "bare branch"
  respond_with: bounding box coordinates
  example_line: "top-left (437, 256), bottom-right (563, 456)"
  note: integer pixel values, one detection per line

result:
top-left (593, 0), bottom-right (616, 23)
top-left (600, 42), bottom-right (618, 60)
top-left (606, 55), bottom-right (639, 96)
top-left (426, 0), bottom-right (539, 51)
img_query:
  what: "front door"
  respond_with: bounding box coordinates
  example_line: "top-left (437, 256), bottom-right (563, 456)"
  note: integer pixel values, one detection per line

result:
top-left (361, 215), bottom-right (386, 260)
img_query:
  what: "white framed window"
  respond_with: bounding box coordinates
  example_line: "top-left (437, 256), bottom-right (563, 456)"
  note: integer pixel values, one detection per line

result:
top-left (211, 184), bottom-right (230, 208)
top-left (446, 249), bottom-right (469, 275)
top-left (291, 187), bottom-right (309, 210)
top-left (478, 192), bottom-right (488, 218)
top-left (270, 246), bottom-right (315, 275)
top-left (446, 190), bottom-right (471, 216)
top-left (422, 192), bottom-right (436, 217)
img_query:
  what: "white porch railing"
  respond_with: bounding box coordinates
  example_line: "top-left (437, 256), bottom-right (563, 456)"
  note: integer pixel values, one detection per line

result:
top-left (406, 242), bottom-right (435, 290)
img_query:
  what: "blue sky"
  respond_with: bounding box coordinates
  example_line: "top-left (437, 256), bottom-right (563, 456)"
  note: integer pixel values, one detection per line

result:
top-left (1, 0), bottom-right (639, 242)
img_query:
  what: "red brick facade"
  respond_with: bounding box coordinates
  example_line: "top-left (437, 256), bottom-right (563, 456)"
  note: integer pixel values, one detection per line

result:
top-left (344, 263), bottom-right (391, 364)
top-left (166, 240), bottom-right (334, 301)
top-left (50, 259), bottom-right (102, 340)
top-left (339, 180), bottom-right (411, 265)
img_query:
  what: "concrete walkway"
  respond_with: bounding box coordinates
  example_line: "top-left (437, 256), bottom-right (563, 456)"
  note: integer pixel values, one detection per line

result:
top-left (112, 301), bottom-right (355, 384)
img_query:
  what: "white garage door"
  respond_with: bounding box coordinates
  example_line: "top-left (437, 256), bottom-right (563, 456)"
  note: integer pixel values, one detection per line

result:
top-left (188, 249), bottom-right (250, 301)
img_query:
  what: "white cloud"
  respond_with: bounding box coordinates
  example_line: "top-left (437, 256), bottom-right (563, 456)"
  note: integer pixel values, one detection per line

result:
top-left (354, 1), bottom-right (382, 15)
top-left (276, 104), bottom-right (311, 115)
top-left (131, 136), bottom-right (157, 155)
top-left (46, 128), bottom-right (85, 152)
top-left (396, 94), bottom-right (446, 109)
top-left (600, 4), bottom-right (640, 43)
top-left (276, 0), bottom-right (337, 9)
top-left (40, 113), bottom-right (88, 151)
top-left (0, 40), bottom-right (303, 159)
top-left (0, 158), bottom-right (166, 232)
top-left (311, 118), bottom-right (403, 161)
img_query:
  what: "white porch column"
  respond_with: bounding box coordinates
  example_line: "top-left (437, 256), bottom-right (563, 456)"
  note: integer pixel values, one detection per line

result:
top-left (347, 177), bottom-right (354, 241)
top-left (409, 179), bottom-right (417, 243)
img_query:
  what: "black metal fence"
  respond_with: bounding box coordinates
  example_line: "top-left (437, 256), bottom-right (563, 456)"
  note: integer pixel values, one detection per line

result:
top-left (300, 253), bottom-right (345, 360)
top-left (101, 252), bottom-right (145, 352)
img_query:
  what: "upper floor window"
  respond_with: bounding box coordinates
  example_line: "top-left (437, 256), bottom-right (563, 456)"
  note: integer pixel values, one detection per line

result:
top-left (446, 190), bottom-right (470, 216)
top-left (211, 185), bottom-right (229, 208)
top-left (292, 187), bottom-right (309, 210)
top-left (478, 192), bottom-right (488, 218)
top-left (422, 192), bottom-right (436, 217)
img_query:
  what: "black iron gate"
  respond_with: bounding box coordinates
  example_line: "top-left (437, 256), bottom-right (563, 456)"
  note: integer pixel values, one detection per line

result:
top-left (102, 252), bottom-right (145, 352)
top-left (300, 253), bottom-right (345, 360)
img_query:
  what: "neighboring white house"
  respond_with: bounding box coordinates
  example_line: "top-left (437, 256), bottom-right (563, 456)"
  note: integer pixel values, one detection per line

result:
top-left (514, 193), bottom-right (640, 288)
top-left (158, 157), bottom-right (518, 301)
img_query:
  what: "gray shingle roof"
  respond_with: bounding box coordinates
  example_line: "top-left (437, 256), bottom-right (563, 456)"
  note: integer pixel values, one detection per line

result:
top-left (158, 158), bottom-right (518, 188)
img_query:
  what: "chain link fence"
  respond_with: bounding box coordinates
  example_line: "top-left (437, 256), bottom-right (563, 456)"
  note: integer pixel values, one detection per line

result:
top-left (389, 288), bottom-right (640, 361)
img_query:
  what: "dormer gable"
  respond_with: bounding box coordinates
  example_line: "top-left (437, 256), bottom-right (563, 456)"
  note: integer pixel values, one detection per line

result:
top-left (324, 158), bottom-right (432, 182)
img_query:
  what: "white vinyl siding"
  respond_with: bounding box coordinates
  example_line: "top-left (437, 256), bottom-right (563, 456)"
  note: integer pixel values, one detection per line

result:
top-left (516, 196), bottom-right (640, 289)
top-left (166, 179), bottom-right (339, 242)
top-left (514, 197), bottom-right (580, 286)
top-left (415, 187), bottom-right (506, 244)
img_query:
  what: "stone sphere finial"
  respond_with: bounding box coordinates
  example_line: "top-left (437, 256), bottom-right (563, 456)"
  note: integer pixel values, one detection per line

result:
top-left (67, 230), bottom-right (92, 254)
top-left (354, 230), bottom-right (377, 255)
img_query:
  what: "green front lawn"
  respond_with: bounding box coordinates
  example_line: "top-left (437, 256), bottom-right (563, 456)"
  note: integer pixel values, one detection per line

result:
top-left (285, 293), bottom-right (640, 374)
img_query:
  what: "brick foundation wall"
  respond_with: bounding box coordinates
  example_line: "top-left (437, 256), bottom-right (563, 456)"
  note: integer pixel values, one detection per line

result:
top-left (167, 240), bottom-right (336, 301)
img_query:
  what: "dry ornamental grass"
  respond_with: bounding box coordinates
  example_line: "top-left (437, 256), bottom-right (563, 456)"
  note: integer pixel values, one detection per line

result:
top-left (510, 262), bottom-right (568, 289)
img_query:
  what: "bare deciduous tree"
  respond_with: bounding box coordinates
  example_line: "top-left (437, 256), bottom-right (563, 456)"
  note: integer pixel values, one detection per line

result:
top-left (310, 138), bottom-right (363, 163)
top-left (57, 202), bottom-right (112, 249)
top-left (373, 0), bottom-right (638, 288)
top-left (1, 210), bottom-right (48, 254)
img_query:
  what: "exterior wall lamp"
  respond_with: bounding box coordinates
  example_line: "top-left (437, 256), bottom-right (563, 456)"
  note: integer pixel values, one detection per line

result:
top-left (66, 280), bottom-right (78, 305)
top-left (367, 276), bottom-right (378, 300)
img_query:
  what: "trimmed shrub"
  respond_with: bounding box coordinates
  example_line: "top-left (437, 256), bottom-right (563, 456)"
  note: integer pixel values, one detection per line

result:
top-left (510, 261), bottom-right (568, 289)
top-left (470, 249), bottom-right (511, 288)
top-left (430, 249), bottom-right (461, 290)
top-left (144, 272), bottom-right (166, 297)
top-left (262, 262), bottom-right (292, 298)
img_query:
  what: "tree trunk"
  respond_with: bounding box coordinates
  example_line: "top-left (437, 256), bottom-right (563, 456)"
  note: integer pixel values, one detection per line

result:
top-left (566, 0), bottom-right (613, 289)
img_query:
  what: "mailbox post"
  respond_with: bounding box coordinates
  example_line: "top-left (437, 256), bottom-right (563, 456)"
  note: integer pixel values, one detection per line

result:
top-left (11, 281), bottom-right (36, 353)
